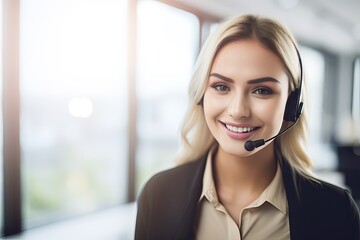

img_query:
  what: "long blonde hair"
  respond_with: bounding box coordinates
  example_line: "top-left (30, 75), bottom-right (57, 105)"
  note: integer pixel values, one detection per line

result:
top-left (175, 14), bottom-right (313, 177)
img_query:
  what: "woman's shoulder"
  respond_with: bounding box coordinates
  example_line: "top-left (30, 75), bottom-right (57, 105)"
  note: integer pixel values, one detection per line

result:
top-left (282, 157), bottom-right (358, 219)
top-left (138, 156), bottom-right (207, 198)
top-left (301, 173), bottom-right (354, 200)
top-left (298, 173), bottom-right (359, 218)
top-left (283, 173), bottom-right (359, 240)
top-left (296, 172), bottom-right (351, 202)
top-left (282, 157), bottom-right (356, 204)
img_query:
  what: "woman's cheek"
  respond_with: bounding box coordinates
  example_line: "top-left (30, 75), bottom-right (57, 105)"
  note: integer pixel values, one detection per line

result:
top-left (254, 99), bottom-right (285, 126)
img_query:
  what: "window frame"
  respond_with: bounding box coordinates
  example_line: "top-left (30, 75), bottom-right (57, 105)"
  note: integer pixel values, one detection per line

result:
top-left (2, 0), bottom-right (22, 236)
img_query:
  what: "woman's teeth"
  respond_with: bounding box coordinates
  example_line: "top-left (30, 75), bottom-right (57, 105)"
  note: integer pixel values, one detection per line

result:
top-left (225, 124), bottom-right (254, 133)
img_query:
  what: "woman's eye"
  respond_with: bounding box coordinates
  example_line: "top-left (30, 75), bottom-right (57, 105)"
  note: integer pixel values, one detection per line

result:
top-left (253, 88), bottom-right (273, 95)
top-left (212, 83), bottom-right (230, 92)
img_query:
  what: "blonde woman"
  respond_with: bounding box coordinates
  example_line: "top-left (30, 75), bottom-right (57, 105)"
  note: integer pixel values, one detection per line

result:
top-left (135, 14), bottom-right (360, 240)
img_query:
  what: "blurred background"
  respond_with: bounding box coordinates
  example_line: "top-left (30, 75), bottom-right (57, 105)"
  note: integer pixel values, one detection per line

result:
top-left (1, 0), bottom-right (360, 239)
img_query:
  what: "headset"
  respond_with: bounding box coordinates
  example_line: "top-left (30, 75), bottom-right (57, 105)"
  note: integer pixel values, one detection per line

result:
top-left (283, 46), bottom-right (304, 122)
top-left (244, 45), bottom-right (304, 151)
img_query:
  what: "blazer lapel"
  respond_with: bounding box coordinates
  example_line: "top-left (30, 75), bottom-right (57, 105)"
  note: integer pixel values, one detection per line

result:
top-left (171, 156), bottom-right (207, 240)
top-left (281, 157), bottom-right (304, 240)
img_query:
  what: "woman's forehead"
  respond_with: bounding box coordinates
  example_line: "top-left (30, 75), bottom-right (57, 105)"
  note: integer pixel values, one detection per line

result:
top-left (210, 40), bottom-right (288, 84)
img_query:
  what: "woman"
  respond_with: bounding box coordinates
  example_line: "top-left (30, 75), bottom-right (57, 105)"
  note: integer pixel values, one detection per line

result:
top-left (135, 14), bottom-right (360, 240)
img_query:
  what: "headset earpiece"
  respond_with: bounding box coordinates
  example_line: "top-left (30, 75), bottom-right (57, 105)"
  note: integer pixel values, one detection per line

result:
top-left (284, 88), bottom-right (303, 122)
top-left (283, 45), bottom-right (304, 122)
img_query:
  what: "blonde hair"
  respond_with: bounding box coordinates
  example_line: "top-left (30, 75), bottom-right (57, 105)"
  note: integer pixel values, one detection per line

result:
top-left (175, 14), bottom-right (313, 177)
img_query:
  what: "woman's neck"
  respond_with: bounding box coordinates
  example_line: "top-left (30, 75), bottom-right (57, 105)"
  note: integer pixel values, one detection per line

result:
top-left (213, 143), bottom-right (277, 196)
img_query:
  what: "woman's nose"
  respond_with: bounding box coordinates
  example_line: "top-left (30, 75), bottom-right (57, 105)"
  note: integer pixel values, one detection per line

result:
top-left (228, 95), bottom-right (251, 119)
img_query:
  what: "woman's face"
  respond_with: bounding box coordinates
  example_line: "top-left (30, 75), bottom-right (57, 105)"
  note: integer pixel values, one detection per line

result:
top-left (203, 39), bottom-right (290, 157)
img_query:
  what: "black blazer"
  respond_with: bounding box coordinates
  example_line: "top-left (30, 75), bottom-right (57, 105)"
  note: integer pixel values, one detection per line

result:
top-left (135, 155), bottom-right (360, 240)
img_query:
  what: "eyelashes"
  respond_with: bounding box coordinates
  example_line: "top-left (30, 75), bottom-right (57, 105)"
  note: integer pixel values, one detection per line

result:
top-left (252, 88), bottom-right (274, 95)
top-left (211, 83), bottom-right (230, 93)
top-left (210, 82), bottom-right (274, 96)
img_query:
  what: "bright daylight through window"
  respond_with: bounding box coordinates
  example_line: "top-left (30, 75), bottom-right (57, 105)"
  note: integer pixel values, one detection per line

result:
top-left (135, 1), bottom-right (199, 192)
top-left (20, 0), bottom-right (129, 228)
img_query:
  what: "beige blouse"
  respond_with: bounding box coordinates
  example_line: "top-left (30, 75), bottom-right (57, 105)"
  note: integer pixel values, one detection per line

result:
top-left (194, 149), bottom-right (290, 240)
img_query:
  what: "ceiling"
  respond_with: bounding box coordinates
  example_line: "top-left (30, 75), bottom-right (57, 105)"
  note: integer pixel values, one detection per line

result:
top-left (174, 0), bottom-right (360, 55)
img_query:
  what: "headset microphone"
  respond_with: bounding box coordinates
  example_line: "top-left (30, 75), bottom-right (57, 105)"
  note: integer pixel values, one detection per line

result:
top-left (244, 44), bottom-right (304, 152)
top-left (244, 139), bottom-right (265, 151)
top-left (244, 109), bottom-right (302, 151)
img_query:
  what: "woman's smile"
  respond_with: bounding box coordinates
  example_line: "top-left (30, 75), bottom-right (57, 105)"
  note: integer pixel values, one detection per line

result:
top-left (220, 121), bottom-right (261, 140)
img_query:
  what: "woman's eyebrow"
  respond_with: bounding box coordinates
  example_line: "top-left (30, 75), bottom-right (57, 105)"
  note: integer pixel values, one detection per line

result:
top-left (209, 73), bottom-right (280, 84)
top-left (209, 73), bottom-right (234, 83)
top-left (247, 77), bottom-right (280, 84)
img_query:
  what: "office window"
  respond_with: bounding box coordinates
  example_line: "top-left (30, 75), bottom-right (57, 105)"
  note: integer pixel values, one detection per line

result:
top-left (136, 1), bottom-right (199, 192)
top-left (20, 0), bottom-right (128, 228)
top-left (301, 46), bottom-right (325, 145)
top-left (300, 46), bottom-right (337, 168)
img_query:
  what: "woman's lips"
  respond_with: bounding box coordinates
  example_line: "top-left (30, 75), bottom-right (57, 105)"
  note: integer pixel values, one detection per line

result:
top-left (220, 121), bottom-right (260, 140)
